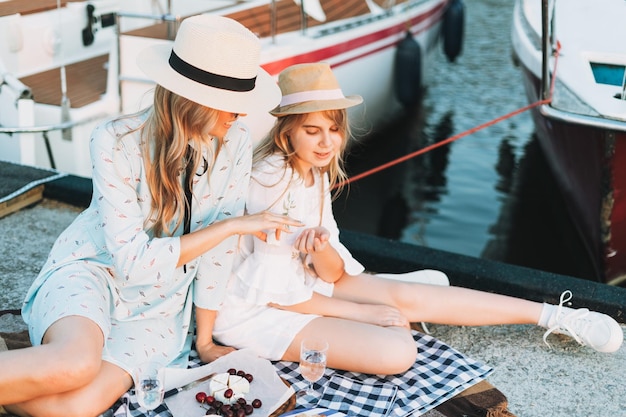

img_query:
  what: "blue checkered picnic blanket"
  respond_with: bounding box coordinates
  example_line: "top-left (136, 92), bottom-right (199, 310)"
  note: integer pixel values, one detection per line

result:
top-left (107, 330), bottom-right (492, 417)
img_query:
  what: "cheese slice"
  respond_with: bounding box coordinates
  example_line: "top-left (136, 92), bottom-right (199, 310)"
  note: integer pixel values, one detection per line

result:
top-left (212, 372), bottom-right (230, 385)
top-left (208, 372), bottom-right (229, 396)
top-left (228, 375), bottom-right (250, 394)
top-left (208, 372), bottom-right (251, 405)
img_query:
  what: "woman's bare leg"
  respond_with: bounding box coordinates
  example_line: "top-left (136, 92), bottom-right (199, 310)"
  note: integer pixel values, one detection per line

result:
top-left (8, 361), bottom-right (132, 417)
top-left (333, 273), bottom-right (543, 326)
top-left (283, 316), bottom-right (416, 375)
top-left (2, 316), bottom-right (132, 417)
top-left (269, 292), bottom-right (409, 327)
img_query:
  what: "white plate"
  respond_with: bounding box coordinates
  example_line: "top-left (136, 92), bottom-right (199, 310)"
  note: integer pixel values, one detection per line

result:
top-left (164, 350), bottom-right (294, 417)
top-left (280, 407), bottom-right (346, 417)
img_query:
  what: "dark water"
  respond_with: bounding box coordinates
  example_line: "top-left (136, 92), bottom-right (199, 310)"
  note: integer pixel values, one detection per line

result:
top-left (334, 0), bottom-right (598, 282)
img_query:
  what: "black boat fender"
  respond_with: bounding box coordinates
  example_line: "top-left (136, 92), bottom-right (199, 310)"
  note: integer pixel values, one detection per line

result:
top-left (82, 4), bottom-right (96, 47)
top-left (394, 31), bottom-right (422, 108)
top-left (442, 0), bottom-right (464, 62)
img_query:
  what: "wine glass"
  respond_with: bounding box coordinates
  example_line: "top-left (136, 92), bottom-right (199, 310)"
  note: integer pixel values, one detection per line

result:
top-left (134, 361), bottom-right (165, 416)
top-left (297, 338), bottom-right (328, 404)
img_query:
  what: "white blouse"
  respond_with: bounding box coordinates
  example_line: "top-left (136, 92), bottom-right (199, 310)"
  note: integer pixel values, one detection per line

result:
top-left (231, 154), bottom-right (364, 306)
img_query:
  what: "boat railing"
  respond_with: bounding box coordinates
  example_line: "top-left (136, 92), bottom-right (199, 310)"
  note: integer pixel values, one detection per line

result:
top-left (540, 0), bottom-right (554, 102)
top-left (0, 72), bottom-right (32, 101)
top-left (113, 0), bottom-right (284, 42)
top-left (314, 9), bottom-right (392, 38)
top-left (0, 113), bottom-right (108, 135)
top-left (540, 105), bottom-right (626, 133)
top-left (0, 110), bottom-right (109, 170)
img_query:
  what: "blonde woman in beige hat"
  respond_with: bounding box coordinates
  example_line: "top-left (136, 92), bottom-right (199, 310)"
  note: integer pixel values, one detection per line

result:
top-left (0, 15), bottom-right (303, 417)
top-left (213, 62), bottom-right (622, 376)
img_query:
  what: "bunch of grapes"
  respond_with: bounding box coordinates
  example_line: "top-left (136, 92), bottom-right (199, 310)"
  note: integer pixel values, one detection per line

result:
top-left (195, 368), bottom-right (263, 417)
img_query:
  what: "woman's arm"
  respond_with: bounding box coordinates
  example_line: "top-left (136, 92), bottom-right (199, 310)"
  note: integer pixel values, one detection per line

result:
top-left (195, 307), bottom-right (236, 363)
top-left (179, 211), bottom-right (302, 267)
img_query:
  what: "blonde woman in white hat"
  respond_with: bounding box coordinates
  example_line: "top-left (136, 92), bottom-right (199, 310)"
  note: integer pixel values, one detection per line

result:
top-left (0, 15), bottom-right (302, 417)
top-left (213, 62), bottom-right (622, 376)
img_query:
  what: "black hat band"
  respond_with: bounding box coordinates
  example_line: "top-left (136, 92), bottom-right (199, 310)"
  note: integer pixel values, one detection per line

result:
top-left (169, 50), bottom-right (256, 92)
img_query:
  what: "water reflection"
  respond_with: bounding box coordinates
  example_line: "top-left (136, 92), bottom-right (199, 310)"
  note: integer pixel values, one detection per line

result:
top-left (401, 110), bottom-right (453, 246)
top-left (494, 137), bottom-right (516, 194)
top-left (335, 105), bottom-right (596, 282)
top-left (334, 102), bottom-right (426, 238)
top-left (486, 135), bottom-right (596, 280)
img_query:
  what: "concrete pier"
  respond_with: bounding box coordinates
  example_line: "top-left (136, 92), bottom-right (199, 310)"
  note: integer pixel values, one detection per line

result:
top-left (1, 177), bottom-right (624, 417)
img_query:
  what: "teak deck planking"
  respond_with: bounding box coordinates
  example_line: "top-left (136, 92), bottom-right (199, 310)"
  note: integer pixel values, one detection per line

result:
top-left (13, 0), bottom-right (398, 109)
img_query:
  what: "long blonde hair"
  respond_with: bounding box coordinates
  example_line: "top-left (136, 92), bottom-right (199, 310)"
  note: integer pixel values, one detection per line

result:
top-left (115, 85), bottom-right (222, 237)
top-left (253, 109), bottom-right (350, 197)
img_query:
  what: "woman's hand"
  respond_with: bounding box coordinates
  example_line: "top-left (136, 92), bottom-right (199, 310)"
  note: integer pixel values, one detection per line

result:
top-left (294, 226), bottom-right (343, 282)
top-left (196, 340), bottom-right (237, 363)
top-left (294, 227), bottom-right (331, 254)
top-left (233, 211), bottom-right (303, 242)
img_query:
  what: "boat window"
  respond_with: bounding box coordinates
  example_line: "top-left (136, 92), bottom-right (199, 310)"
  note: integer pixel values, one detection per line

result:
top-left (590, 63), bottom-right (625, 87)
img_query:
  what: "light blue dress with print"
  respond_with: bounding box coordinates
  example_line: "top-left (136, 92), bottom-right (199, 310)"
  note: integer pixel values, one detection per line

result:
top-left (21, 113), bottom-right (251, 373)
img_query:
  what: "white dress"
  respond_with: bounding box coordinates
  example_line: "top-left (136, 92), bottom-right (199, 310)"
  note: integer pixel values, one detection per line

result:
top-left (21, 113), bottom-right (252, 373)
top-left (213, 154), bottom-right (363, 359)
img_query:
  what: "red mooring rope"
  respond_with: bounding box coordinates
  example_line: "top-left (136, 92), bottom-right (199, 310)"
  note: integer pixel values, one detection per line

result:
top-left (336, 41), bottom-right (561, 189)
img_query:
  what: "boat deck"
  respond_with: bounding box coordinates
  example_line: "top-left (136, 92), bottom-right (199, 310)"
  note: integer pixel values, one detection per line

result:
top-left (19, 55), bottom-right (109, 108)
top-left (124, 0), bottom-right (372, 40)
top-left (0, 0), bottom-right (69, 17)
top-left (13, 0), bottom-right (386, 109)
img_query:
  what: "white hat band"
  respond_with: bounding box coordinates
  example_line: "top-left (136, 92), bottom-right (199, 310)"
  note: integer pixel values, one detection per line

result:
top-left (279, 89), bottom-right (346, 107)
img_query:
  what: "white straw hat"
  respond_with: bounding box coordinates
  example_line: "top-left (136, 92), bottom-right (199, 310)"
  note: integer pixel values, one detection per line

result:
top-left (270, 62), bottom-right (362, 116)
top-left (137, 14), bottom-right (280, 114)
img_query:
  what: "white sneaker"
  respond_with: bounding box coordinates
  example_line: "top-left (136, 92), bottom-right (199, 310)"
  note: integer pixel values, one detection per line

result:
top-left (375, 270), bottom-right (450, 286)
top-left (375, 270), bottom-right (450, 334)
top-left (543, 290), bottom-right (624, 353)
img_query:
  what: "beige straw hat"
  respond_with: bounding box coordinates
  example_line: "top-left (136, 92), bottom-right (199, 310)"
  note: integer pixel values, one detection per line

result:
top-left (270, 62), bottom-right (363, 116)
top-left (137, 14), bottom-right (280, 114)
